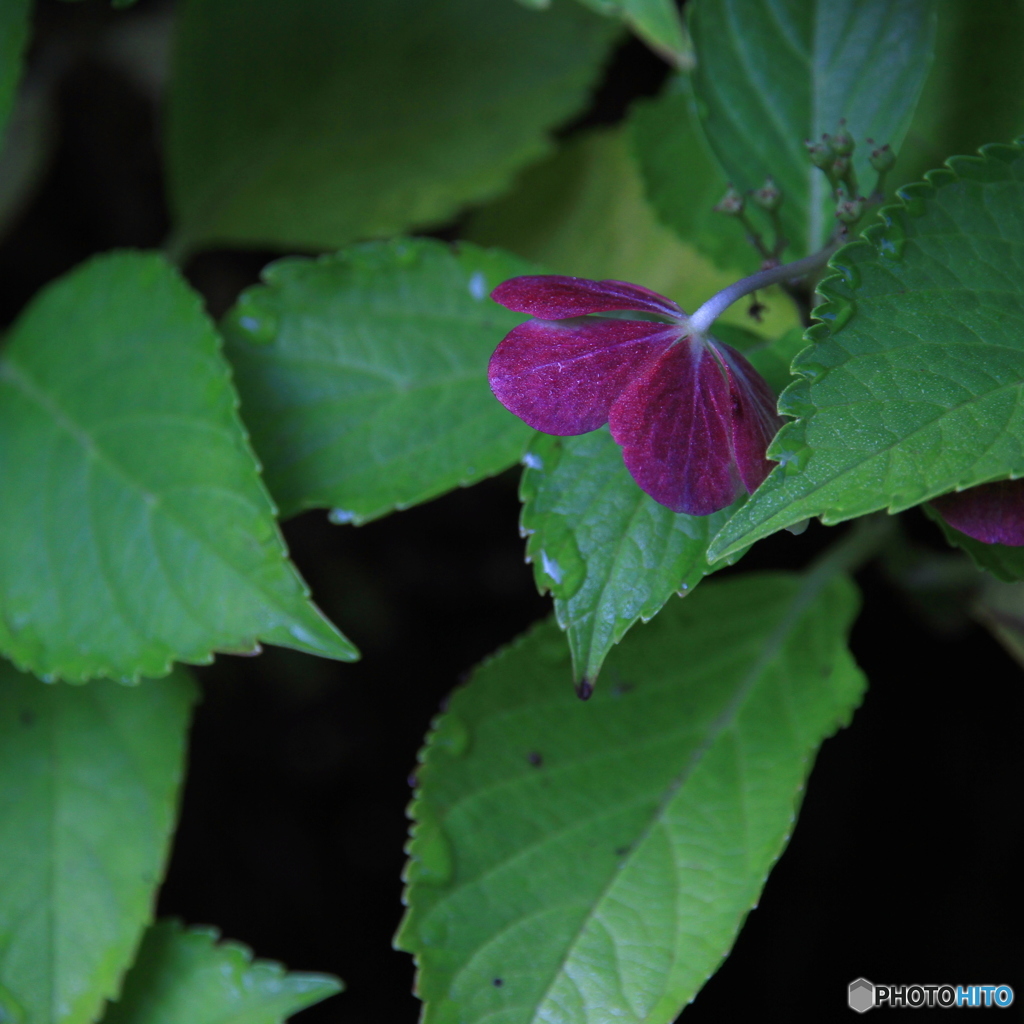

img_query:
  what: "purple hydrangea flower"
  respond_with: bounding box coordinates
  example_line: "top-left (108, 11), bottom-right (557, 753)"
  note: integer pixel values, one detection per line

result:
top-left (932, 479), bottom-right (1024, 546)
top-left (488, 274), bottom-right (783, 516)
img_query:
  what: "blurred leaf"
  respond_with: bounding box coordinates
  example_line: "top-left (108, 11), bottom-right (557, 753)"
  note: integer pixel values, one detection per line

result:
top-left (923, 505), bottom-right (1024, 583)
top-left (689, 0), bottom-right (936, 255)
top-left (629, 77), bottom-right (758, 273)
top-left (519, 428), bottom-right (746, 684)
top-left (711, 143), bottom-right (1024, 561)
top-left (398, 571), bottom-right (864, 1024)
top-left (0, 252), bottom-right (356, 682)
top-left (971, 576), bottom-right (1024, 669)
top-left (102, 920), bottom-right (341, 1024)
top-left (576, 0), bottom-right (691, 65)
top-left (224, 239), bottom-right (536, 524)
top-left (465, 126), bottom-right (799, 337)
top-left (892, 0), bottom-right (1024, 190)
top-left (0, 0), bottom-right (30, 143)
top-left (0, 663), bottom-right (196, 1024)
top-left (166, 0), bottom-right (617, 255)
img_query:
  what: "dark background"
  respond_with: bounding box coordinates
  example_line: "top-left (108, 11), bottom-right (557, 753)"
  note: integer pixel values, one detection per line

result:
top-left (4, 2), bottom-right (1021, 1021)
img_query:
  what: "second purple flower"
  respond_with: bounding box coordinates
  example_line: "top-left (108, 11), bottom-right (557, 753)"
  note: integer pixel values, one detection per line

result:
top-left (488, 274), bottom-right (783, 516)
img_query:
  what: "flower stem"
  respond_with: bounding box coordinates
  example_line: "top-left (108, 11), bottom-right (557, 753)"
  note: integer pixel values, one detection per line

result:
top-left (687, 242), bottom-right (840, 336)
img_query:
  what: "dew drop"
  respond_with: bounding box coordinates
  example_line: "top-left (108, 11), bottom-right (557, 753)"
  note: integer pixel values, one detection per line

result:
top-left (328, 508), bottom-right (357, 525)
top-left (521, 451), bottom-right (544, 471)
top-left (468, 271), bottom-right (487, 300)
top-left (540, 550), bottom-right (563, 584)
top-left (228, 305), bottom-right (279, 344)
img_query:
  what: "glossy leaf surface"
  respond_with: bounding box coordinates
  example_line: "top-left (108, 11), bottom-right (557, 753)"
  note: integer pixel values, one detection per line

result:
top-left (102, 920), bottom-right (341, 1024)
top-left (689, 0), bottom-right (935, 255)
top-left (465, 126), bottom-right (799, 338)
top-left (166, 0), bottom-right (616, 254)
top-left (711, 143), bottom-right (1024, 561)
top-left (398, 571), bottom-right (864, 1024)
top-left (0, 252), bottom-right (355, 682)
top-left (520, 428), bottom-right (745, 683)
top-left (0, 664), bottom-right (196, 1024)
top-left (225, 239), bottom-right (536, 524)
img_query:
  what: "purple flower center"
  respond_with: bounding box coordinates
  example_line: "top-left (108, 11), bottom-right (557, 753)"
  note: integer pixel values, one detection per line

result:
top-left (488, 274), bottom-right (783, 516)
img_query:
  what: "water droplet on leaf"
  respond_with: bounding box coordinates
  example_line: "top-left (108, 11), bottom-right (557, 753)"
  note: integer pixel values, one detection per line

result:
top-left (540, 549), bottom-right (562, 584)
top-left (468, 271), bottom-right (487, 300)
top-left (521, 451), bottom-right (543, 470)
top-left (328, 508), bottom-right (357, 525)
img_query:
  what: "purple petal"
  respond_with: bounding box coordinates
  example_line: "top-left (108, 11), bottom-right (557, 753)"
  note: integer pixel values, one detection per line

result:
top-left (489, 318), bottom-right (678, 435)
top-left (931, 479), bottom-right (1024, 545)
top-left (716, 342), bottom-right (783, 494)
top-left (609, 338), bottom-right (740, 515)
top-left (491, 275), bottom-right (684, 320)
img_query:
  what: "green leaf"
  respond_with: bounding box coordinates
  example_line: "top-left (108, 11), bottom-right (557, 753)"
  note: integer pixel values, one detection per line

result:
top-left (397, 570), bottom-right (865, 1024)
top-left (520, 428), bottom-right (746, 684)
top-left (224, 239), bottom-right (536, 524)
top-left (629, 76), bottom-right (759, 274)
top-left (710, 142), bottom-right (1024, 561)
top-left (0, 251), bottom-right (356, 682)
top-left (688, 0), bottom-right (936, 255)
top-left (892, 0), bottom-right (1024, 191)
top-left (0, 0), bottom-right (30, 144)
top-left (0, 662), bottom-right (196, 1024)
top-left (923, 504), bottom-right (1024, 583)
top-left (101, 920), bottom-right (341, 1024)
top-left (166, 0), bottom-right (617, 255)
top-left (464, 126), bottom-right (799, 338)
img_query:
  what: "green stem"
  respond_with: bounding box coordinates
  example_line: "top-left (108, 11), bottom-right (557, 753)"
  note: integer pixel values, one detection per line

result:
top-left (688, 242), bottom-right (839, 335)
top-left (805, 513), bottom-right (896, 585)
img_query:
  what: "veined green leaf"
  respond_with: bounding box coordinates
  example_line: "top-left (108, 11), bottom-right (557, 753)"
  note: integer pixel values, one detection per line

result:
top-left (710, 142), bottom-right (1024, 561)
top-left (465, 126), bottom-right (799, 338)
top-left (224, 239), bottom-right (536, 524)
top-left (398, 571), bottom-right (865, 1024)
top-left (101, 920), bottom-right (341, 1024)
top-left (0, 0), bottom-right (29, 144)
top-left (166, 0), bottom-right (617, 255)
top-left (689, 0), bottom-right (936, 255)
top-left (520, 428), bottom-right (746, 685)
top-left (0, 663), bottom-right (196, 1024)
top-left (0, 251), bottom-right (356, 682)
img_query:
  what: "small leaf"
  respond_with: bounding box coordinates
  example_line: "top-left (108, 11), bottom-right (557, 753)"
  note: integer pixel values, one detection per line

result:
top-left (0, 0), bottom-right (29, 145)
top-left (398, 571), bottom-right (865, 1024)
top-left (689, 0), bottom-right (936, 255)
top-left (0, 251), bottom-right (356, 682)
top-left (224, 239), bottom-right (537, 523)
top-left (711, 142), bottom-right (1024, 561)
top-left (0, 663), bottom-right (196, 1024)
top-left (101, 920), bottom-right (341, 1024)
top-left (166, 0), bottom-right (618, 255)
top-left (465, 126), bottom-right (799, 338)
top-left (520, 428), bottom-right (746, 683)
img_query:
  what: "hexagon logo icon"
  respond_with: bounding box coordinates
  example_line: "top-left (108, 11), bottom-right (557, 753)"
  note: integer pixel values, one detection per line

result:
top-left (848, 978), bottom-right (875, 1013)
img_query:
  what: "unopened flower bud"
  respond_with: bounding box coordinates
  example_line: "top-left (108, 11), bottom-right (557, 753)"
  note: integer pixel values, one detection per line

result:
top-left (870, 144), bottom-right (895, 173)
top-left (832, 154), bottom-right (851, 180)
top-left (832, 121), bottom-right (855, 156)
top-left (805, 137), bottom-right (835, 169)
top-left (752, 177), bottom-right (782, 212)
top-left (835, 195), bottom-right (865, 224)
top-left (714, 186), bottom-right (745, 215)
